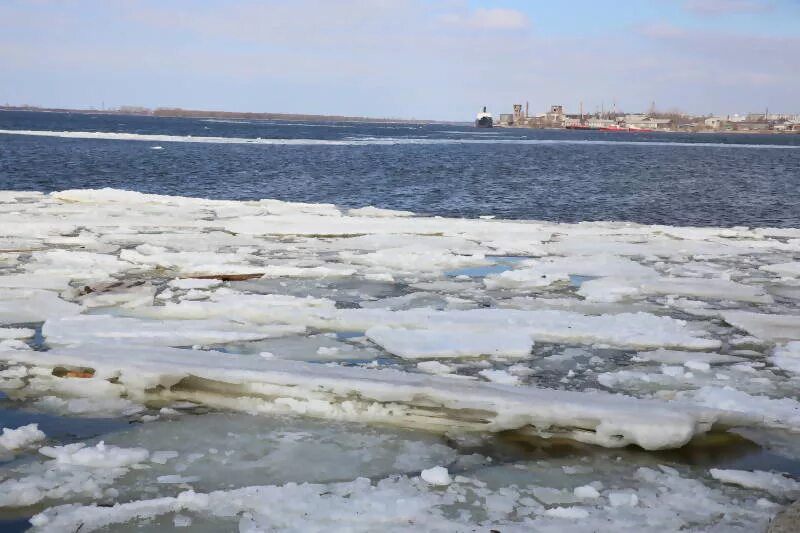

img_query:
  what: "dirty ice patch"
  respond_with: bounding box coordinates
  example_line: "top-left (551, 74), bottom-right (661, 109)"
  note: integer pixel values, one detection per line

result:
top-left (366, 326), bottom-right (533, 359)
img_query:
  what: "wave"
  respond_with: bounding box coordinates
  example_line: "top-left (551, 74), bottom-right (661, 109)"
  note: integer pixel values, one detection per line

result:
top-left (0, 129), bottom-right (797, 149)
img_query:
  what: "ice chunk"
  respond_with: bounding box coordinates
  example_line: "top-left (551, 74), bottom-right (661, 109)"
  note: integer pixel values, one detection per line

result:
top-left (710, 469), bottom-right (800, 498)
top-left (366, 326), bottom-right (533, 359)
top-left (0, 288), bottom-right (82, 324)
top-left (420, 466), bottom-right (451, 486)
top-left (580, 277), bottom-right (772, 304)
top-left (721, 311), bottom-right (800, 342)
top-left (0, 343), bottom-right (752, 450)
top-left (38, 441), bottom-right (149, 468)
top-left (771, 342), bottom-right (800, 374)
top-left (608, 490), bottom-right (639, 507)
top-left (634, 349), bottom-right (745, 365)
top-left (416, 361), bottom-right (454, 375)
top-left (544, 506), bottom-right (589, 519)
top-left (484, 254), bottom-right (657, 290)
top-left (348, 206), bottom-right (415, 217)
top-left (760, 262), bottom-right (800, 278)
top-left (26, 249), bottom-right (134, 279)
top-left (478, 369), bottom-right (521, 385)
top-left (573, 485), bottom-right (600, 499)
top-left (681, 386), bottom-right (800, 430)
top-left (0, 423), bottom-right (45, 451)
top-left (43, 314), bottom-right (304, 347)
top-left (168, 278), bottom-right (223, 290)
top-left (0, 327), bottom-right (36, 339)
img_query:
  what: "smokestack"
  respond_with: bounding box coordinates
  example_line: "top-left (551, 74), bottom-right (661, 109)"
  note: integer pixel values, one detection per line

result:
top-left (525, 101), bottom-right (529, 118)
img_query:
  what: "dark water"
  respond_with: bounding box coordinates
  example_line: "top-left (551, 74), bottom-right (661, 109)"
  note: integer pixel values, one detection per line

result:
top-left (1, 110), bottom-right (799, 227)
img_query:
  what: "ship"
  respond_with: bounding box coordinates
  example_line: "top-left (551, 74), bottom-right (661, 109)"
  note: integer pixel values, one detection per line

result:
top-left (475, 107), bottom-right (493, 128)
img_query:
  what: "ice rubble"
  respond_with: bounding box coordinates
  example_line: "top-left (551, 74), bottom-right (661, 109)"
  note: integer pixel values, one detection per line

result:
top-left (0, 187), bottom-right (799, 529)
top-left (25, 463), bottom-right (778, 533)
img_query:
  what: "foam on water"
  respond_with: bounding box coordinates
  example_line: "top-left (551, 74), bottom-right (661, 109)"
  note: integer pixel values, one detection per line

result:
top-left (1, 128), bottom-right (798, 149)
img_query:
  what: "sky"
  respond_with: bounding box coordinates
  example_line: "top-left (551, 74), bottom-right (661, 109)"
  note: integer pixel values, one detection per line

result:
top-left (1, 0), bottom-right (798, 120)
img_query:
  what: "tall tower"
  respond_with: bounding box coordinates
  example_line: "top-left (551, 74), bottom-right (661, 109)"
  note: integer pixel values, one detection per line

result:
top-left (513, 104), bottom-right (523, 124)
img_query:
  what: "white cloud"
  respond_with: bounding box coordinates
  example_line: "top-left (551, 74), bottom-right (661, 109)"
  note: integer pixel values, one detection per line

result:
top-left (683, 0), bottom-right (773, 16)
top-left (440, 7), bottom-right (531, 30)
top-left (0, 0), bottom-right (797, 118)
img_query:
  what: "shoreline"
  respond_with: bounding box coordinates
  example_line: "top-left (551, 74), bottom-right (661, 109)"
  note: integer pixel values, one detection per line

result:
top-left (0, 106), bottom-right (458, 126)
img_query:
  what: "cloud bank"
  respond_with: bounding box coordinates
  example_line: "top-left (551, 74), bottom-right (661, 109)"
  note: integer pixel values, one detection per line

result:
top-left (0, 0), bottom-right (797, 119)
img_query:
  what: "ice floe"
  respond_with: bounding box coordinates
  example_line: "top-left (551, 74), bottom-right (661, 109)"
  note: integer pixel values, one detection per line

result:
top-left (0, 423), bottom-right (45, 452)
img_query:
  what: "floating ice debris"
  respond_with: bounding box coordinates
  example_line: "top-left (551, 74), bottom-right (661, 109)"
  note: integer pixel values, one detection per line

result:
top-left (0, 288), bottom-right (82, 324)
top-left (416, 361), bottom-right (454, 375)
top-left (710, 469), bottom-right (800, 498)
top-left (38, 441), bottom-right (149, 468)
top-left (771, 342), bottom-right (800, 374)
top-left (0, 423), bottom-right (45, 451)
top-left (366, 326), bottom-right (533, 359)
top-left (0, 441), bottom-right (151, 508)
top-left (574, 485), bottom-right (601, 499)
top-left (579, 276), bottom-right (772, 304)
top-left (720, 312), bottom-right (800, 342)
top-left (760, 262), bottom-right (800, 278)
top-left (420, 466), bottom-right (452, 486)
top-left (0, 327), bottom-right (36, 339)
top-left (347, 206), bottom-right (415, 218)
top-left (478, 369), bottom-right (521, 385)
top-left (633, 349), bottom-right (745, 366)
top-left (43, 314), bottom-right (304, 347)
top-left (20, 453), bottom-right (777, 532)
top-left (168, 278), bottom-right (223, 290)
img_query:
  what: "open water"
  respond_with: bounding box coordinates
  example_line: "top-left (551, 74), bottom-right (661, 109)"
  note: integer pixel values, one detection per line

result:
top-left (1, 110), bottom-right (799, 227)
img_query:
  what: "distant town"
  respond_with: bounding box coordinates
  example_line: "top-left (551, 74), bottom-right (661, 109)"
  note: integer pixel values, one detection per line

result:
top-left (490, 102), bottom-right (800, 133)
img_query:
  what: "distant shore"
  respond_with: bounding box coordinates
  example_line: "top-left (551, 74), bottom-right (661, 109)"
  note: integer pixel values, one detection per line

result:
top-left (0, 105), bottom-right (460, 125)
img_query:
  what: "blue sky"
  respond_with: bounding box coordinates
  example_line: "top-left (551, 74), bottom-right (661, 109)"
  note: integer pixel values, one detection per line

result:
top-left (1, 0), bottom-right (798, 120)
